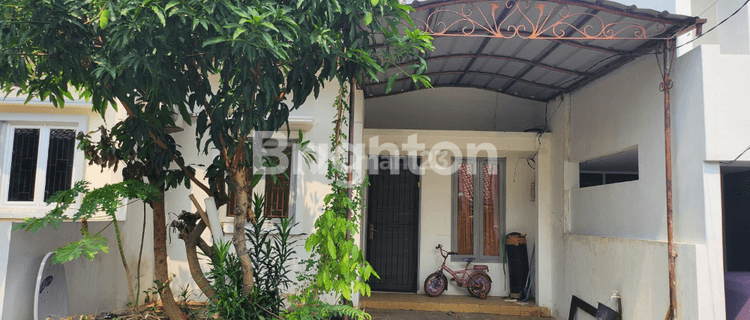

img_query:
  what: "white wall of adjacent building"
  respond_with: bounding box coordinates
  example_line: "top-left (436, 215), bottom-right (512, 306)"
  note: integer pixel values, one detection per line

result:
top-left (0, 101), bottom-right (153, 318)
top-left (544, 38), bottom-right (745, 319)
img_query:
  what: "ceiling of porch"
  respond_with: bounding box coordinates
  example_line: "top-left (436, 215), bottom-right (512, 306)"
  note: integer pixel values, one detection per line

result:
top-left (363, 0), bottom-right (705, 102)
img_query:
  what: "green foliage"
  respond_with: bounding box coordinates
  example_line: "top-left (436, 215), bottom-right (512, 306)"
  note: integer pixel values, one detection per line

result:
top-left (206, 195), bottom-right (297, 319)
top-left (284, 300), bottom-right (372, 320)
top-left (246, 194), bottom-right (297, 316)
top-left (205, 240), bottom-right (252, 319)
top-left (1, 0), bottom-right (433, 311)
top-left (12, 180), bottom-right (160, 264)
top-left (0, 0), bottom-right (433, 200)
top-left (303, 169), bottom-right (374, 301)
top-left (284, 256), bottom-right (372, 320)
top-left (286, 81), bottom-right (376, 319)
top-left (54, 234), bottom-right (110, 264)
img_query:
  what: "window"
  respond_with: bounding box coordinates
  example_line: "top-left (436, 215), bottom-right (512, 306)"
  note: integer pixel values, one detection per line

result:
top-left (452, 158), bottom-right (505, 262)
top-left (221, 139), bottom-right (297, 220)
top-left (0, 114), bottom-right (86, 213)
top-left (263, 146), bottom-right (293, 218)
top-left (579, 147), bottom-right (638, 188)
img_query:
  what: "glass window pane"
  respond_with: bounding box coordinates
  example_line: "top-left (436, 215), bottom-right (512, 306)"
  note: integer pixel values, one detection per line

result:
top-left (8, 128), bottom-right (40, 201)
top-left (456, 163), bottom-right (474, 255)
top-left (482, 163), bottom-right (500, 256)
top-left (44, 129), bottom-right (76, 201)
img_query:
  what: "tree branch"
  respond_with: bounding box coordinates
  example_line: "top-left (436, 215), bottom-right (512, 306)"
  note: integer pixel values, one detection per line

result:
top-left (117, 97), bottom-right (214, 196)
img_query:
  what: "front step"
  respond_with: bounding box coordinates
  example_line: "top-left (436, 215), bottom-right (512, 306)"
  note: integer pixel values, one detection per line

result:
top-left (361, 293), bottom-right (551, 317)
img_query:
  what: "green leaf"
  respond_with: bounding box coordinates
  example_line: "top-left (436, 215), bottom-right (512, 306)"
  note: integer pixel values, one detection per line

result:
top-left (202, 37), bottom-right (225, 46)
top-left (326, 237), bottom-right (336, 257)
top-left (259, 22), bottom-right (279, 33)
top-left (371, 0), bottom-right (379, 6)
top-left (233, 27), bottom-right (247, 40)
top-left (99, 9), bottom-right (110, 29)
top-left (363, 11), bottom-right (373, 26)
top-left (165, 0), bottom-right (180, 11)
top-left (151, 6), bottom-right (166, 26)
top-left (386, 74), bottom-right (397, 93)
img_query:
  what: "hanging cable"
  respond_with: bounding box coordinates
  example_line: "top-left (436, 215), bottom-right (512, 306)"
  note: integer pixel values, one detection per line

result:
top-left (721, 145), bottom-right (750, 165)
top-left (698, 0), bottom-right (723, 16)
top-left (677, 0), bottom-right (750, 49)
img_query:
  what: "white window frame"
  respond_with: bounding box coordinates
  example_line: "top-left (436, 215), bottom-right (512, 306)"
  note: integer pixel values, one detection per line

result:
top-left (0, 113), bottom-right (87, 218)
top-left (218, 135), bottom-right (300, 233)
top-left (451, 157), bottom-right (506, 263)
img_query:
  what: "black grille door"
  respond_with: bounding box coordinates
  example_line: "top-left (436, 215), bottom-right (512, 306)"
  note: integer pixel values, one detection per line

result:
top-left (366, 156), bottom-right (420, 292)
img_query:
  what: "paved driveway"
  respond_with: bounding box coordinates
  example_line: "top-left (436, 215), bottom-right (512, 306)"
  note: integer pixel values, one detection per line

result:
top-left (367, 309), bottom-right (550, 320)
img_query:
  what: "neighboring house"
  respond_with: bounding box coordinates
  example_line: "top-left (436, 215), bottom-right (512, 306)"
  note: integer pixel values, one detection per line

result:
top-left (2, 0), bottom-right (750, 319)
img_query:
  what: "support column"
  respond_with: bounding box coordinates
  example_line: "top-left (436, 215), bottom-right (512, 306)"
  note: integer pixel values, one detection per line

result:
top-left (0, 222), bottom-right (13, 318)
top-left (536, 136), bottom-right (553, 309)
top-left (658, 39), bottom-right (678, 320)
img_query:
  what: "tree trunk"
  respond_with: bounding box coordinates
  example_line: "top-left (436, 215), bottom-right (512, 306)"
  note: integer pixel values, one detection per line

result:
top-left (182, 220), bottom-right (217, 301)
top-left (149, 180), bottom-right (188, 320)
top-left (231, 165), bottom-right (255, 297)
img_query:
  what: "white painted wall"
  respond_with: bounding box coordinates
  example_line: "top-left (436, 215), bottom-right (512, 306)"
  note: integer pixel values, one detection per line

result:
top-left (364, 87), bottom-right (546, 132)
top-left (363, 129), bottom-right (544, 298)
top-left (548, 43), bottom-right (728, 319)
top-left (701, 45), bottom-right (750, 162)
top-left (3, 220), bottom-right (148, 319)
top-left (569, 55), bottom-right (674, 241)
top-left (672, 45), bottom-right (727, 320)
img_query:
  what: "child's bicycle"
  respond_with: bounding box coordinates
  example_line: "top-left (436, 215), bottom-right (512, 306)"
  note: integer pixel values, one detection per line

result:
top-left (424, 244), bottom-right (492, 299)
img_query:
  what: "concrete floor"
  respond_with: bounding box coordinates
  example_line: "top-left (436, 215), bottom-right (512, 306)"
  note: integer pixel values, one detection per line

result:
top-left (367, 309), bottom-right (550, 320)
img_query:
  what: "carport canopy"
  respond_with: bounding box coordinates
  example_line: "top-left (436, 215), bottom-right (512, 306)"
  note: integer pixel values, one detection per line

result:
top-left (363, 0), bottom-right (705, 102)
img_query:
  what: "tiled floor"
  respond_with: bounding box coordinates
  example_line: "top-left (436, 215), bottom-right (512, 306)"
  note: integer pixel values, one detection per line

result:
top-left (367, 308), bottom-right (551, 320)
top-left (361, 293), bottom-right (550, 318)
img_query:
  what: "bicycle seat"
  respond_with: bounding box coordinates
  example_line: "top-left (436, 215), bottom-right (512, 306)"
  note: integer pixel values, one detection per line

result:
top-left (472, 265), bottom-right (489, 271)
top-left (462, 257), bottom-right (475, 263)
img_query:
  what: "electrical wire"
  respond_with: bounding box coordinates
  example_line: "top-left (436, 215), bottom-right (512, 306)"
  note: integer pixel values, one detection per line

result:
top-left (721, 145), bottom-right (750, 165)
top-left (547, 97), bottom-right (564, 126)
top-left (677, 0), bottom-right (750, 49)
top-left (557, 54), bottom-right (623, 88)
top-left (698, 0), bottom-right (723, 16)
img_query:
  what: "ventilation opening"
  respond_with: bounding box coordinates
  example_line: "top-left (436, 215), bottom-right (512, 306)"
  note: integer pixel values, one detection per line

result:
top-left (579, 147), bottom-right (638, 188)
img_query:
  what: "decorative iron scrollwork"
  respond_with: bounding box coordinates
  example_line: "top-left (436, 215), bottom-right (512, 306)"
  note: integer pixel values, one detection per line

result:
top-left (414, 0), bottom-right (667, 40)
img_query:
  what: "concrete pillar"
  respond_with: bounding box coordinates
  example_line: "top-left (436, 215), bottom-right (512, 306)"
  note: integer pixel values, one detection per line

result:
top-left (696, 162), bottom-right (726, 319)
top-left (0, 222), bottom-right (10, 318)
top-left (536, 136), bottom-right (553, 308)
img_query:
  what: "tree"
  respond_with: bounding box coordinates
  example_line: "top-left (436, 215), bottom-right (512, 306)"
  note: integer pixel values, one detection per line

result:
top-left (0, 0), bottom-right (432, 318)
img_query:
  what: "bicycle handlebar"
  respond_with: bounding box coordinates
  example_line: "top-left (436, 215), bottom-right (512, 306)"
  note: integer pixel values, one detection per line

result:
top-left (436, 244), bottom-right (458, 257)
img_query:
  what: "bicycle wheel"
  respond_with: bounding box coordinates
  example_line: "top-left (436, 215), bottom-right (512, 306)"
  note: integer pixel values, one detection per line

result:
top-left (424, 272), bottom-right (447, 297)
top-left (467, 273), bottom-right (491, 299)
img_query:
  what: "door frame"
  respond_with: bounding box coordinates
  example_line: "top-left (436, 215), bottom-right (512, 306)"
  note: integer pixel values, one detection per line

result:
top-left (364, 155), bottom-right (421, 292)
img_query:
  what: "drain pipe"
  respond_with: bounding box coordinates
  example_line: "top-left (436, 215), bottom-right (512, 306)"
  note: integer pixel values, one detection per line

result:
top-left (658, 39), bottom-right (677, 320)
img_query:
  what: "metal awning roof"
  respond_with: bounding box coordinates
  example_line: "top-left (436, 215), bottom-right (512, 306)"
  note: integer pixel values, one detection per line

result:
top-left (363, 0), bottom-right (705, 102)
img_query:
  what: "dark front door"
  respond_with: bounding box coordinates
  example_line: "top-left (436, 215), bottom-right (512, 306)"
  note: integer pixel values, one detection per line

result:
top-left (366, 156), bottom-right (420, 292)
